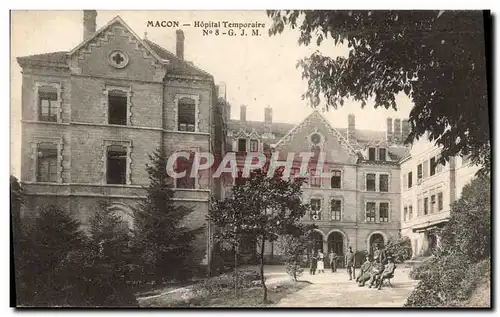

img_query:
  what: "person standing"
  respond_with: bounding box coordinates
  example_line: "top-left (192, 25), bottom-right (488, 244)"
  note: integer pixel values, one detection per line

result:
top-left (310, 251), bottom-right (318, 275)
top-left (345, 247), bottom-right (356, 280)
top-left (317, 250), bottom-right (325, 273)
top-left (329, 251), bottom-right (337, 272)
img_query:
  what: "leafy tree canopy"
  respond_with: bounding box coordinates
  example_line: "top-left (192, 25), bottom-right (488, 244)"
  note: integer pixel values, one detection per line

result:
top-left (267, 10), bottom-right (490, 174)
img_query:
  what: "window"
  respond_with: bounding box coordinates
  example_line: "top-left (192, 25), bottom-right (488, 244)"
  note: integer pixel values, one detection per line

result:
top-left (379, 202), bottom-right (389, 222)
top-left (379, 148), bottom-right (386, 161)
top-left (379, 174), bottom-right (389, 192)
top-left (106, 145), bottom-right (127, 184)
top-left (366, 173), bottom-right (376, 191)
top-left (404, 206), bottom-right (408, 222)
top-left (178, 98), bottom-right (196, 131)
top-left (237, 139), bottom-right (247, 152)
top-left (423, 160), bottom-right (429, 178)
top-left (431, 195), bottom-right (436, 213)
top-left (175, 153), bottom-right (196, 189)
top-left (331, 199), bottom-right (342, 221)
top-left (310, 170), bottom-right (321, 188)
top-left (366, 202), bottom-right (376, 222)
top-left (108, 90), bottom-right (128, 125)
top-left (436, 157), bottom-right (444, 173)
top-left (408, 171), bottom-right (413, 188)
top-left (409, 205), bottom-right (413, 220)
top-left (438, 192), bottom-right (443, 211)
top-left (430, 157), bottom-right (436, 176)
top-left (249, 139), bottom-right (259, 152)
top-left (424, 197), bottom-right (429, 215)
top-left (417, 164), bottom-right (423, 180)
top-left (310, 199), bottom-right (322, 220)
top-left (36, 142), bottom-right (58, 182)
top-left (38, 86), bottom-right (58, 122)
top-left (331, 170), bottom-right (341, 188)
top-left (368, 148), bottom-right (376, 160)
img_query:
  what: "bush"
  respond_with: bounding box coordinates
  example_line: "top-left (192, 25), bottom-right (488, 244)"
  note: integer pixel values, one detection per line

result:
top-left (192, 269), bottom-right (261, 296)
top-left (405, 176), bottom-right (491, 307)
top-left (277, 235), bottom-right (307, 281)
top-left (405, 253), bottom-right (471, 307)
top-left (385, 234), bottom-right (413, 263)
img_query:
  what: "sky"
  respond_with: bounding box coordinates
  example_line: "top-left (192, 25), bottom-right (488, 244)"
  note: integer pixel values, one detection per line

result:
top-left (10, 10), bottom-right (413, 177)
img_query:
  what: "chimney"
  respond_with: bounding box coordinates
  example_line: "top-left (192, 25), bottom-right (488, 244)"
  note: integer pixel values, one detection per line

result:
top-left (386, 118), bottom-right (393, 143)
top-left (394, 119), bottom-right (402, 143)
top-left (402, 119), bottom-right (410, 143)
top-left (347, 114), bottom-right (355, 142)
top-left (176, 30), bottom-right (185, 60)
top-left (265, 106), bottom-right (272, 124)
top-left (240, 105), bottom-right (247, 122)
top-left (83, 10), bottom-right (97, 41)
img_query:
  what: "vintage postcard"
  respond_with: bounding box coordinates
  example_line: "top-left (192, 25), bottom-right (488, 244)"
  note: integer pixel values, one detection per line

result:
top-left (10, 10), bottom-right (491, 308)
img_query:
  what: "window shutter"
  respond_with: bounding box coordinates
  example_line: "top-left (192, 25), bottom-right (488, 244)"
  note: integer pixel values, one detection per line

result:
top-left (403, 173), bottom-right (407, 190)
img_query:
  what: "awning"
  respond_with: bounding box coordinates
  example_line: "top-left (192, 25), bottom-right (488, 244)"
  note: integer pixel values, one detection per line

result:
top-left (412, 218), bottom-right (450, 233)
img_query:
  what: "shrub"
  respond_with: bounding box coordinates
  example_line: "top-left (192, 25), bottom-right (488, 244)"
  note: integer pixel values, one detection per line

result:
top-left (192, 269), bottom-right (261, 296)
top-left (385, 234), bottom-right (413, 263)
top-left (277, 235), bottom-right (307, 281)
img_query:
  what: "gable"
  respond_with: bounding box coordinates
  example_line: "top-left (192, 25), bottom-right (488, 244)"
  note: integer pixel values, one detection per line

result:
top-left (274, 111), bottom-right (358, 164)
top-left (67, 17), bottom-right (167, 82)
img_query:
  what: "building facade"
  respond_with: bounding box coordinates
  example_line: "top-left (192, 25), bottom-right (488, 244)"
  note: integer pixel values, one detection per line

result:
top-left (17, 11), bottom-right (480, 269)
top-left (400, 135), bottom-right (479, 258)
top-left (17, 11), bottom-right (227, 264)
top-left (226, 107), bottom-right (409, 263)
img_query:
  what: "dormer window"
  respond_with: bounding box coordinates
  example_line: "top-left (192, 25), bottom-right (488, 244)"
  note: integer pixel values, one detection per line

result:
top-left (379, 148), bottom-right (386, 161)
top-left (238, 139), bottom-right (247, 152)
top-left (249, 139), bottom-right (259, 152)
top-left (368, 148), bottom-right (376, 160)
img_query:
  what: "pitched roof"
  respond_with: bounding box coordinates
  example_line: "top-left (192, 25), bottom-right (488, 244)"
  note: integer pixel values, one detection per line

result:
top-left (273, 110), bottom-right (358, 156)
top-left (143, 39), bottom-right (213, 79)
top-left (17, 51), bottom-right (69, 67)
top-left (17, 15), bottom-right (213, 81)
top-left (67, 16), bottom-right (166, 66)
top-left (228, 120), bottom-right (294, 138)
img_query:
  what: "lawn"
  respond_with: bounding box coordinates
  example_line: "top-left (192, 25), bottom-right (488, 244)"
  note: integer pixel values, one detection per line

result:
top-left (140, 280), bottom-right (311, 307)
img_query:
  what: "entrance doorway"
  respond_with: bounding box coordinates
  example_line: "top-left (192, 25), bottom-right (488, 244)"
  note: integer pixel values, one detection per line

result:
top-left (427, 232), bottom-right (438, 255)
top-left (327, 231), bottom-right (345, 268)
top-left (369, 233), bottom-right (385, 255)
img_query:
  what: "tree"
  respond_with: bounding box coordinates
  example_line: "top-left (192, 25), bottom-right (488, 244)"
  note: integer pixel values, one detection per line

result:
top-left (439, 175), bottom-right (490, 260)
top-left (208, 167), bottom-right (314, 303)
top-left (132, 148), bottom-right (204, 282)
top-left (19, 204), bottom-right (87, 306)
top-left (267, 10), bottom-right (490, 174)
top-left (277, 234), bottom-right (309, 281)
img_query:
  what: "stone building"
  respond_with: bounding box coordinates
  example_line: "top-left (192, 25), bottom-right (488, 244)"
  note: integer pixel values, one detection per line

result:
top-left (16, 11), bottom-right (227, 264)
top-left (400, 135), bottom-right (479, 258)
top-left (226, 107), bottom-right (409, 263)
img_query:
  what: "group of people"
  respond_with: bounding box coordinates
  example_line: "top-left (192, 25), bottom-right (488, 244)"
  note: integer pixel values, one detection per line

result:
top-left (308, 250), bottom-right (340, 275)
top-left (308, 244), bottom-right (396, 290)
